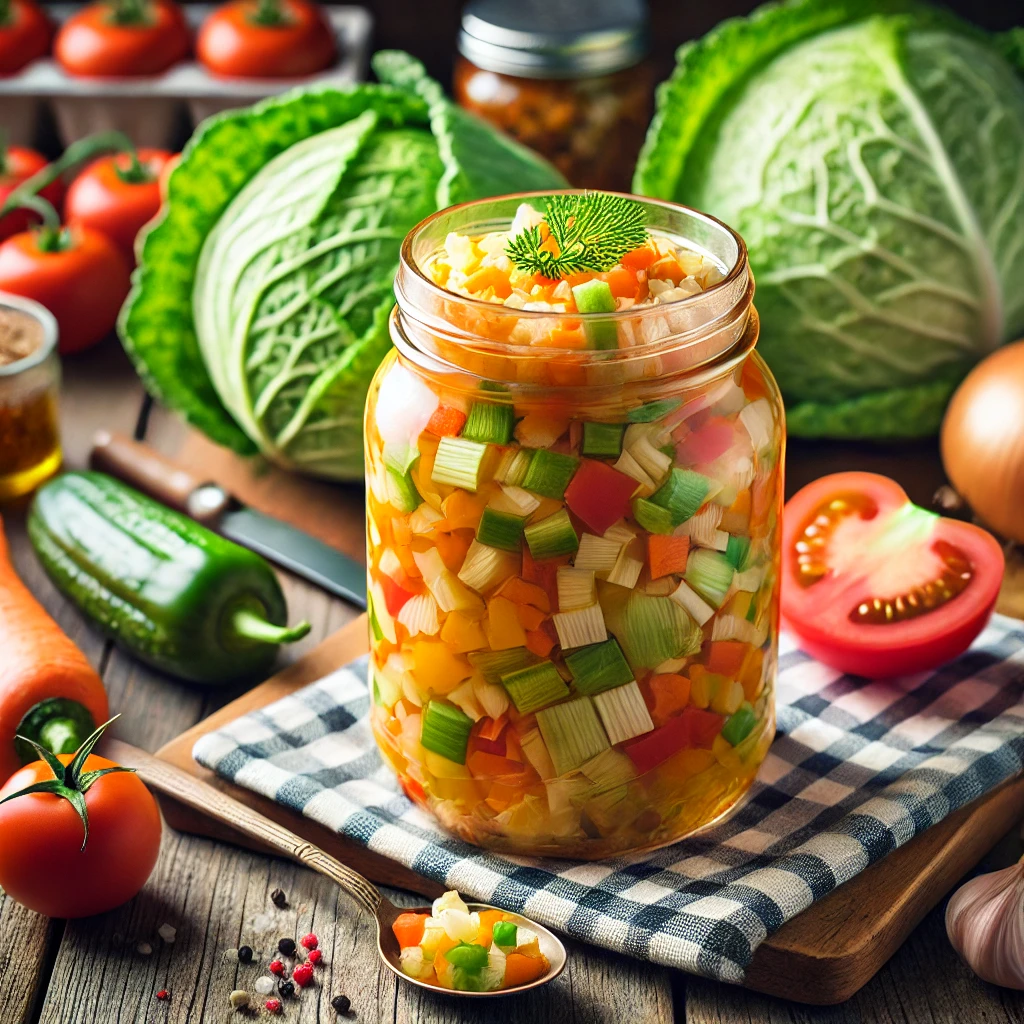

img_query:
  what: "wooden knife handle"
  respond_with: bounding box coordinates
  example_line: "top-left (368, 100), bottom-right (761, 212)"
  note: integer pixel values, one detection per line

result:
top-left (90, 431), bottom-right (226, 523)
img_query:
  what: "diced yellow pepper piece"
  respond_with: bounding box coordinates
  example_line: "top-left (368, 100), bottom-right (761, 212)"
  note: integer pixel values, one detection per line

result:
top-left (440, 612), bottom-right (489, 653)
top-left (485, 596), bottom-right (528, 651)
top-left (411, 640), bottom-right (472, 695)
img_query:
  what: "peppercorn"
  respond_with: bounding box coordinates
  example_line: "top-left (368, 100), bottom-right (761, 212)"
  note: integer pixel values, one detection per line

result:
top-left (300, 932), bottom-right (319, 950)
top-left (228, 990), bottom-right (249, 1010)
top-left (332, 994), bottom-right (351, 1015)
top-left (307, 949), bottom-right (323, 966)
top-left (277, 937), bottom-right (296, 957)
top-left (156, 989), bottom-right (169, 1001)
top-left (270, 888), bottom-right (288, 908)
top-left (269, 959), bottom-right (285, 976)
top-left (265, 998), bottom-right (282, 1014)
top-left (278, 980), bottom-right (296, 999)
top-left (292, 963), bottom-right (314, 989)
top-left (237, 945), bottom-right (253, 964)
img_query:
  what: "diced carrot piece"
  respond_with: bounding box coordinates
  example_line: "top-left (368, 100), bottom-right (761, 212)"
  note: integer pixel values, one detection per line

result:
top-left (648, 674), bottom-right (692, 727)
top-left (392, 912), bottom-right (429, 949)
top-left (440, 611), bottom-right (488, 653)
top-left (621, 245), bottom-right (656, 271)
top-left (442, 491), bottom-right (488, 531)
top-left (524, 628), bottom-right (555, 658)
top-left (467, 750), bottom-right (528, 779)
top-left (504, 953), bottom-right (548, 988)
top-left (521, 550), bottom-right (569, 607)
top-left (477, 909), bottom-right (505, 948)
top-left (516, 603), bottom-right (547, 631)
top-left (478, 715), bottom-right (507, 742)
top-left (604, 267), bottom-right (637, 298)
top-left (393, 518), bottom-right (413, 546)
top-left (721, 489), bottom-right (752, 533)
top-left (706, 641), bottom-right (750, 677)
top-left (547, 327), bottom-right (588, 349)
top-left (426, 405), bottom-right (467, 437)
top-left (565, 270), bottom-right (596, 290)
top-left (464, 265), bottom-right (513, 299)
top-left (434, 529), bottom-right (474, 572)
top-left (485, 596), bottom-right (528, 650)
top-left (650, 255), bottom-right (684, 285)
top-left (648, 535), bottom-right (690, 579)
top-left (497, 576), bottom-right (551, 612)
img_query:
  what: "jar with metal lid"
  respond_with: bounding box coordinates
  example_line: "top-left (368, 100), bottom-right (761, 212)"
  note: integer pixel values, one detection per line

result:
top-left (364, 192), bottom-right (783, 859)
top-left (455, 0), bottom-right (653, 192)
top-left (0, 293), bottom-right (61, 501)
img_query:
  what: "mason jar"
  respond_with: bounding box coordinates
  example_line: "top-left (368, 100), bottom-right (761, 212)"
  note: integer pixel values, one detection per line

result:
top-left (364, 193), bottom-right (783, 859)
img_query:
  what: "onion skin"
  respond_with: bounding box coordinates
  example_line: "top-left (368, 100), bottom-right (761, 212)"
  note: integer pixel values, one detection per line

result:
top-left (941, 340), bottom-right (1024, 544)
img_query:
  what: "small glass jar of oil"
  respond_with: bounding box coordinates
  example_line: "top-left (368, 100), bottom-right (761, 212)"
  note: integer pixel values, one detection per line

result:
top-left (0, 293), bottom-right (61, 501)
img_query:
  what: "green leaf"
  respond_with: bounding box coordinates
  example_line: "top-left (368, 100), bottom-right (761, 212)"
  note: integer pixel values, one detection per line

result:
top-left (16, 735), bottom-right (66, 782)
top-left (66, 715), bottom-right (119, 785)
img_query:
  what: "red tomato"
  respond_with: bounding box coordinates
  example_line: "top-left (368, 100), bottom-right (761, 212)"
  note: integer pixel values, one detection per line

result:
top-left (65, 148), bottom-right (174, 264)
top-left (197, 0), bottom-right (336, 79)
top-left (0, 0), bottom-right (52, 75)
top-left (0, 225), bottom-right (131, 354)
top-left (55, 0), bottom-right (191, 78)
top-left (0, 146), bottom-right (65, 241)
top-left (0, 752), bottom-right (161, 918)
top-left (781, 472), bottom-right (1004, 678)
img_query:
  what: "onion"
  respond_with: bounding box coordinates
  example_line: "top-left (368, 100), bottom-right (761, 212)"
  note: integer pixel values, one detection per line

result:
top-left (941, 340), bottom-right (1024, 543)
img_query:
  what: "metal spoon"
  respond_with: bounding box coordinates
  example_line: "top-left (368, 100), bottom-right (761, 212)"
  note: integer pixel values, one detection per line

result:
top-left (107, 741), bottom-right (567, 997)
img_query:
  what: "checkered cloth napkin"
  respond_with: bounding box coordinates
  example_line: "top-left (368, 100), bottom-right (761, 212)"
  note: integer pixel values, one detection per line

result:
top-left (193, 615), bottom-right (1024, 983)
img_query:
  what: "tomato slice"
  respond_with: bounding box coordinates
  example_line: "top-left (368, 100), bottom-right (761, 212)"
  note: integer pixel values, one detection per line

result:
top-left (781, 472), bottom-right (1004, 678)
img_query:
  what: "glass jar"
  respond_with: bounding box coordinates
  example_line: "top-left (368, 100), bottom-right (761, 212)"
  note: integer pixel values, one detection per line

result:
top-left (0, 293), bottom-right (61, 502)
top-left (455, 0), bottom-right (653, 192)
top-left (364, 193), bottom-right (784, 859)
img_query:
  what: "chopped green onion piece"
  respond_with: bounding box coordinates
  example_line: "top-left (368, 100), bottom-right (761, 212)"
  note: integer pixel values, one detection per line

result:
top-left (564, 638), bottom-right (634, 695)
top-left (556, 566), bottom-right (596, 611)
top-left (573, 279), bottom-right (616, 313)
top-left (593, 681), bottom-right (655, 745)
top-left (496, 448), bottom-right (534, 486)
top-left (476, 507), bottom-right (525, 551)
top-left (480, 380), bottom-right (510, 393)
top-left (521, 449), bottom-right (579, 499)
top-left (491, 921), bottom-right (517, 948)
top-left (536, 697), bottom-right (610, 775)
top-left (420, 700), bottom-right (474, 764)
top-left (458, 540), bottom-right (517, 593)
top-left (650, 469), bottom-right (712, 525)
top-left (659, 444), bottom-right (676, 460)
top-left (445, 942), bottom-right (490, 969)
top-left (726, 534), bottom-right (752, 571)
top-left (582, 421), bottom-right (625, 458)
top-left (721, 702), bottom-right (758, 746)
top-left (685, 549), bottom-right (735, 608)
top-left (552, 602), bottom-right (607, 649)
top-left (501, 661), bottom-right (570, 714)
top-left (432, 437), bottom-right (489, 492)
top-left (369, 592), bottom-right (383, 642)
top-left (618, 591), bottom-right (702, 669)
top-left (632, 497), bottom-right (676, 535)
top-left (524, 508), bottom-right (578, 559)
top-left (462, 402), bottom-right (515, 445)
top-left (746, 594), bottom-right (759, 623)
top-left (468, 647), bottom-right (540, 684)
top-left (574, 532), bottom-right (622, 575)
top-left (579, 748), bottom-right (636, 790)
top-left (669, 579), bottom-right (715, 626)
top-left (627, 398), bottom-right (681, 423)
top-left (606, 549), bottom-right (643, 589)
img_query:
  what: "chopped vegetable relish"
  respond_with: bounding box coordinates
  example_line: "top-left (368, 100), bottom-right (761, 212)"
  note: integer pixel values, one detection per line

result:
top-left (393, 891), bottom-right (549, 992)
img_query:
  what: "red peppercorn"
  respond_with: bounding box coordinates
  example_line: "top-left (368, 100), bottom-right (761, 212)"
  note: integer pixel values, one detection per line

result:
top-left (265, 998), bottom-right (282, 1014)
top-left (269, 959), bottom-right (285, 976)
top-left (300, 933), bottom-right (319, 950)
top-left (307, 949), bottom-right (323, 966)
top-left (156, 990), bottom-right (169, 1001)
top-left (292, 963), bottom-right (315, 988)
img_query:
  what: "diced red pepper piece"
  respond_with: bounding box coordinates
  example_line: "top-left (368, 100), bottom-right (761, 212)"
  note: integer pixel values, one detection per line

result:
top-left (379, 572), bottom-right (416, 616)
top-left (521, 548), bottom-right (569, 608)
top-left (426, 404), bottom-right (468, 437)
top-left (525, 627), bottom-right (556, 659)
top-left (648, 535), bottom-right (690, 579)
top-left (624, 707), bottom-right (724, 773)
top-left (564, 459), bottom-right (637, 535)
top-left (675, 416), bottom-right (735, 465)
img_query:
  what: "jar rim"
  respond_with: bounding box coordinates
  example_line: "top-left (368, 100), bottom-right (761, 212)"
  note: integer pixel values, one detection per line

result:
top-left (0, 292), bottom-right (59, 378)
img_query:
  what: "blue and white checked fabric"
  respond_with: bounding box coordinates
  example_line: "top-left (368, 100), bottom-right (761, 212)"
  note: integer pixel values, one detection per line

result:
top-left (193, 615), bottom-right (1024, 983)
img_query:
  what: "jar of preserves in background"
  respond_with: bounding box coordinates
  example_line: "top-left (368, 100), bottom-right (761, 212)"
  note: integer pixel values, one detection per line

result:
top-left (454, 0), bottom-right (653, 191)
top-left (0, 293), bottom-right (61, 501)
top-left (364, 193), bottom-right (784, 859)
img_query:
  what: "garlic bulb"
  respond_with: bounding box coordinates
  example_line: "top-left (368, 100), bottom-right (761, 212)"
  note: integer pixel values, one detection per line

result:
top-left (946, 856), bottom-right (1024, 989)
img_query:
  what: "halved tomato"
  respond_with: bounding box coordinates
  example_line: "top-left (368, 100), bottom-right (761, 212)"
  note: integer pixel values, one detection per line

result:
top-left (781, 472), bottom-right (1004, 678)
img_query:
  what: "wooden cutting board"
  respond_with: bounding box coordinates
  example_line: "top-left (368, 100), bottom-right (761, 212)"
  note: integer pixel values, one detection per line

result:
top-left (154, 613), bottom-right (1024, 1006)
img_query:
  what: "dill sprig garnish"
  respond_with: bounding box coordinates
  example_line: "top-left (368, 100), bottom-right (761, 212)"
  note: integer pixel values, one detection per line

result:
top-left (505, 192), bottom-right (648, 280)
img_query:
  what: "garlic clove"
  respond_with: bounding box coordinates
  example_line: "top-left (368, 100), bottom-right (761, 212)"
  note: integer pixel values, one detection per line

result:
top-left (946, 856), bottom-right (1024, 990)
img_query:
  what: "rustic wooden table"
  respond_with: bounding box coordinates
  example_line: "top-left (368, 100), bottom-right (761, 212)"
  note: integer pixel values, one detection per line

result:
top-left (3, 339), bottom-right (1023, 1024)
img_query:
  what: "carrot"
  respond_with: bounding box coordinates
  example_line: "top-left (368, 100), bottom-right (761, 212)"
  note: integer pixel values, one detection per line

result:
top-left (464, 265), bottom-right (512, 299)
top-left (706, 641), bottom-right (749, 677)
top-left (426, 405), bottom-right (468, 438)
top-left (515, 603), bottom-right (547, 632)
top-left (621, 245), bottom-right (656, 271)
top-left (604, 267), bottom-right (637, 299)
top-left (525, 629), bottom-right (555, 658)
top-left (504, 952), bottom-right (548, 988)
top-left (0, 515), bottom-right (109, 781)
top-left (648, 674), bottom-right (691, 726)
top-left (497, 576), bottom-right (551, 612)
top-left (648, 535), bottom-right (690, 579)
top-left (392, 912), bottom-right (429, 949)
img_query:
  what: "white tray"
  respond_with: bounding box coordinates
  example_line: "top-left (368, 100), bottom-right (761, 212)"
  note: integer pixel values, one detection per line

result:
top-left (0, 4), bottom-right (372, 147)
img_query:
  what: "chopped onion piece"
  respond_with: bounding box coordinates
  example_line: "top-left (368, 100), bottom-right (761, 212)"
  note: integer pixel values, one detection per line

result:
top-left (552, 602), bottom-right (607, 649)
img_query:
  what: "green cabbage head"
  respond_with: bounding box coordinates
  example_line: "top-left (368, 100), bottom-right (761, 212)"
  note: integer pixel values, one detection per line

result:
top-left (635, 0), bottom-right (1024, 438)
top-left (119, 53), bottom-right (566, 480)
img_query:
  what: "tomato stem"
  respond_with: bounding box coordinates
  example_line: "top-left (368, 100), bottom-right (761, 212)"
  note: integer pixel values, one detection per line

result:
top-left (6, 192), bottom-right (70, 250)
top-left (0, 0), bottom-right (11, 29)
top-left (107, 0), bottom-right (149, 26)
top-left (251, 0), bottom-right (290, 27)
top-left (115, 152), bottom-right (155, 186)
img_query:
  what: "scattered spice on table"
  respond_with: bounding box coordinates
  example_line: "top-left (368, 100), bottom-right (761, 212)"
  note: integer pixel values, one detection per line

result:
top-left (237, 944), bottom-right (253, 964)
top-left (228, 989), bottom-right (249, 1010)
top-left (271, 888), bottom-right (288, 908)
top-left (277, 937), bottom-right (296, 956)
top-left (332, 993), bottom-right (351, 1015)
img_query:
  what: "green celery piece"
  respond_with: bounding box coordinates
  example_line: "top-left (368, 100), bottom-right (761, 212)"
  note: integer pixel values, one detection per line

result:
top-left (521, 449), bottom-right (580, 499)
top-left (383, 442), bottom-right (421, 512)
top-left (501, 661), bottom-right (570, 714)
top-left (573, 280), bottom-right (616, 313)
top-left (536, 697), bottom-right (609, 776)
top-left (491, 921), bottom-right (517, 948)
top-left (432, 436), bottom-right (489, 491)
top-left (565, 639), bottom-right (634, 695)
top-left (725, 534), bottom-right (751, 571)
top-left (368, 592), bottom-right (384, 642)
top-left (462, 402), bottom-right (514, 445)
top-left (650, 469), bottom-right (711, 524)
top-left (524, 508), bottom-right (579, 559)
top-left (480, 380), bottom-right (510, 392)
top-left (499, 448), bottom-right (534, 486)
top-left (476, 507), bottom-right (525, 551)
top-left (632, 497), bottom-right (676, 535)
top-left (627, 399), bottom-right (681, 423)
top-left (721, 703), bottom-right (758, 746)
top-left (582, 421), bottom-right (625, 458)
top-left (685, 549), bottom-right (735, 607)
top-left (445, 943), bottom-right (490, 970)
top-left (468, 647), bottom-right (540, 684)
top-left (421, 700), bottom-right (474, 764)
